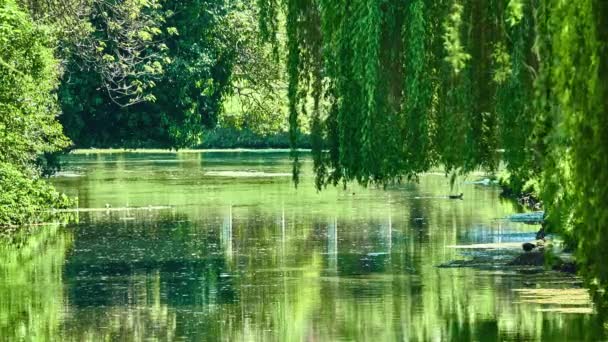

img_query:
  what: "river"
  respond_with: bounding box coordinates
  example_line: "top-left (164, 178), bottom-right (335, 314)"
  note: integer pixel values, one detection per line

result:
top-left (0, 151), bottom-right (604, 341)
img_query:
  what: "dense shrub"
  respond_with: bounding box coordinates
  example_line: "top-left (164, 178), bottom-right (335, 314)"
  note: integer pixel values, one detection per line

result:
top-left (0, 0), bottom-right (73, 226)
top-left (0, 163), bottom-right (73, 226)
top-left (199, 127), bottom-right (310, 149)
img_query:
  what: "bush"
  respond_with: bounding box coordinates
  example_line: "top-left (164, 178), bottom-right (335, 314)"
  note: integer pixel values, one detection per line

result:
top-left (0, 163), bottom-right (73, 226)
top-left (0, 0), bottom-right (74, 227)
top-left (199, 127), bottom-right (311, 149)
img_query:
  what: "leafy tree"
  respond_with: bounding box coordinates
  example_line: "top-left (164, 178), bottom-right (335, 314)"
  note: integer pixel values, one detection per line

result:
top-left (59, 0), bottom-right (236, 148)
top-left (0, 0), bottom-right (72, 225)
top-left (19, 0), bottom-right (168, 106)
top-left (221, 0), bottom-right (287, 135)
top-left (58, 0), bottom-right (283, 148)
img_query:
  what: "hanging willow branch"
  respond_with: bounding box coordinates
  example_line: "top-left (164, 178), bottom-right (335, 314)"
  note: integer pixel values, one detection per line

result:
top-left (256, 0), bottom-right (608, 310)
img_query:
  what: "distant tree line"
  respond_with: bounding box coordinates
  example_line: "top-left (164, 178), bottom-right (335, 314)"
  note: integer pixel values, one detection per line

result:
top-left (52, 0), bottom-right (286, 148)
top-left (0, 0), bottom-right (286, 225)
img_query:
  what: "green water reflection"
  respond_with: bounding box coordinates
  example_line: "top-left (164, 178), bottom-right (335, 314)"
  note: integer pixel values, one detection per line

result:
top-left (1, 151), bottom-right (605, 341)
top-left (0, 225), bottom-right (71, 340)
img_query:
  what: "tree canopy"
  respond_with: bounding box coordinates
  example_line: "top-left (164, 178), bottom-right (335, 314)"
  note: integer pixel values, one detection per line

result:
top-left (58, 0), bottom-right (232, 147)
top-left (56, 0), bottom-right (285, 148)
top-left (257, 0), bottom-right (608, 303)
top-left (0, 0), bottom-right (72, 224)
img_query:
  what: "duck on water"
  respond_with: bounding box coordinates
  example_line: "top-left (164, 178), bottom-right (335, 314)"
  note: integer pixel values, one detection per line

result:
top-left (522, 223), bottom-right (547, 252)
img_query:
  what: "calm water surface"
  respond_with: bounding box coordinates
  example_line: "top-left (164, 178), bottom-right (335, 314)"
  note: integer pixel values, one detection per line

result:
top-left (1, 151), bottom-right (605, 341)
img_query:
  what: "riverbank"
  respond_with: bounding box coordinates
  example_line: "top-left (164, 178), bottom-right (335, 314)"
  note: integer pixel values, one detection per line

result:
top-left (64, 128), bottom-right (312, 151)
top-left (198, 128), bottom-right (311, 149)
top-left (69, 148), bottom-right (309, 154)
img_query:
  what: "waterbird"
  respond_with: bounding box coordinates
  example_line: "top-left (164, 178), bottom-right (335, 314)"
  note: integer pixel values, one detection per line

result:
top-left (536, 223), bottom-right (547, 240)
top-left (522, 242), bottom-right (536, 252)
top-left (448, 193), bottom-right (464, 200)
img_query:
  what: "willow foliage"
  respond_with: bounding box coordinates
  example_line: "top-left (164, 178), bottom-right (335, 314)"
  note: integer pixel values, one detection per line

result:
top-left (258, 0), bottom-right (502, 185)
top-left (495, 0), bottom-right (536, 188)
top-left (537, 0), bottom-right (608, 309)
top-left (258, 0), bottom-right (608, 300)
top-left (403, 0), bottom-right (434, 175)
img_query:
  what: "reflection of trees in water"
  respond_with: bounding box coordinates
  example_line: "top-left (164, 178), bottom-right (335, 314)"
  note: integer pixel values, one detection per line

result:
top-left (218, 187), bottom-right (602, 341)
top-left (58, 205), bottom-right (326, 340)
top-left (62, 271), bottom-right (179, 341)
top-left (0, 225), bottom-right (71, 340)
top-left (61, 212), bottom-right (234, 340)
top-left (38, 186), bottom-right (604, 340)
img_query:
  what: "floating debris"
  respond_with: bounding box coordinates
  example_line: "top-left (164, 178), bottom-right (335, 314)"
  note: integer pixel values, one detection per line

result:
top-left (447, 242), bottom-right (524, 250)
top-left (52, 171), bottom-right (83, 178)
top-left (367, 252), bottom-right (389, 256)
top-left (513, 288), bottom-right (593, 309)
top-left (437, 257), bottom-right (502, 269)
top-left (505, 211), bottom-right (544, 223)
top-left (536, 307), bottom-right (594, 314)
top-left (464, 178), bottom-right (498, 186)
top-left (204, 171), bottom-right (291, 178)
top-left (50, 205), bottom-right (173, 213)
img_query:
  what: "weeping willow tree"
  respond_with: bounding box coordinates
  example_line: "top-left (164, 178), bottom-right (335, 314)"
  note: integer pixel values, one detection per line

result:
top-left (258, 0), bottom-right (506, 186)
top-left (258, 0), bottom-right (608, 306)
top-left (536, 0), bottom-right (608, 311)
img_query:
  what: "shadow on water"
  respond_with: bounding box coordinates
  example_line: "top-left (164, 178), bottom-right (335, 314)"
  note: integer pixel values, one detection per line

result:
top-left (1, 151), bottom-right (604, 340)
